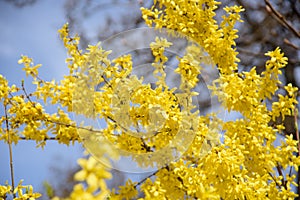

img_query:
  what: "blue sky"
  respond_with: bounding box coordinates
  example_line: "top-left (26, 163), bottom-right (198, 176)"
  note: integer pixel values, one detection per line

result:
top-left (0, 1), bottom-right (83, 192)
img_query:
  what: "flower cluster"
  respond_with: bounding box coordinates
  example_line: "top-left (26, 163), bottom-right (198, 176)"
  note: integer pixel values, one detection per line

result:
top-left (0, 180), bottom-right (41, 200)
top-left (1, 0), bottom-right (299, 199)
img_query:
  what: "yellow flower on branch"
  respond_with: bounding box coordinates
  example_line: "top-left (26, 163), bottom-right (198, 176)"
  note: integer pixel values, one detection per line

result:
top-left (18, 56), bottom-right (41, 77)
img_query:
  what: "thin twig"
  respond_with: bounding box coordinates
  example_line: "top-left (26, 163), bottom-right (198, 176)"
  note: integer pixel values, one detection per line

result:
top-left (265, 0), bottom-right (300, 38)
top-left (276, 163), bottom-right (287, 190)
top-left (268, 172), bottom-right (281, 188)
top-left (4, 104), bottom-right (16, 198)
top-left (295, 107), bottom-right (300, 155)
top-left (294, 107), bottom-right (300, 193)
top-left (237, 47), bottom-right (265, 57)
top-left (284, 38), bottom-right (300, 50)
top-left (19, 136), bottom-right (61, 141)
top-left (134, 169), bottom-right (160, 188)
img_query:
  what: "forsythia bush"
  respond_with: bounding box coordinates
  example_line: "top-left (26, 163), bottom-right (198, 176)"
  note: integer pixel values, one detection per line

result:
top-left (1, 0), bottom-right (300, 199)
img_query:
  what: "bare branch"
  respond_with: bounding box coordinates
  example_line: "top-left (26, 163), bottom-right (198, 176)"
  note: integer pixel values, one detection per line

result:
top-left (4, 104), bottom-right (16, 198)
top-left (294, 106), bottom-right (300, 194)
top-left (284, 38), bottom-right (300, 50)
top-left (265, 0), bottom-right (300, 38)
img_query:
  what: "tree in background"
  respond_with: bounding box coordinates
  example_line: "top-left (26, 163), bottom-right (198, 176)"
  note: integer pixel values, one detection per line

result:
top-left (1, 0), bottom-right (300, 199)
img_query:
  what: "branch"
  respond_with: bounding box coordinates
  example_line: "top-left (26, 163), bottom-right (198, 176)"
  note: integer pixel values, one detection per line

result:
top-left (294, 107), bottom-right (300, 194)
top-left (268, 172), bottom-right (281, 188)
top-left (18, 136), bottom-right (68, 141)
top-left (276, 164), bottom-right (287, 190)
top-left (4, 104), bottom-right (15, 198)
top-left (294, 108), bottom-right (300, 154)
top-left (265, 0), bottom-right (300, 38)
top-left (237, 47), bottom-right (266, 57)
top-left (284, 38), bottom-right (300, 50)
top-left (134, 169), bottom-right (159, 188)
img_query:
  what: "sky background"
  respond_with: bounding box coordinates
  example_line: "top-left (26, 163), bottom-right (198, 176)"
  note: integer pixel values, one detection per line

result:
top-left (0, 0), bottom-right (84, 193)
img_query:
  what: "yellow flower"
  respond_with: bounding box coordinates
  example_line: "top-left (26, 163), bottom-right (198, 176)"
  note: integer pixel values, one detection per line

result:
top-left (18, 56), bottom-right (41, 77)
top-left (0, 184), bottom-right (11, 199)
top-left (118, 180), bottom-right (138, 200)
top-left (13, 180), bottom-right (41, 200)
